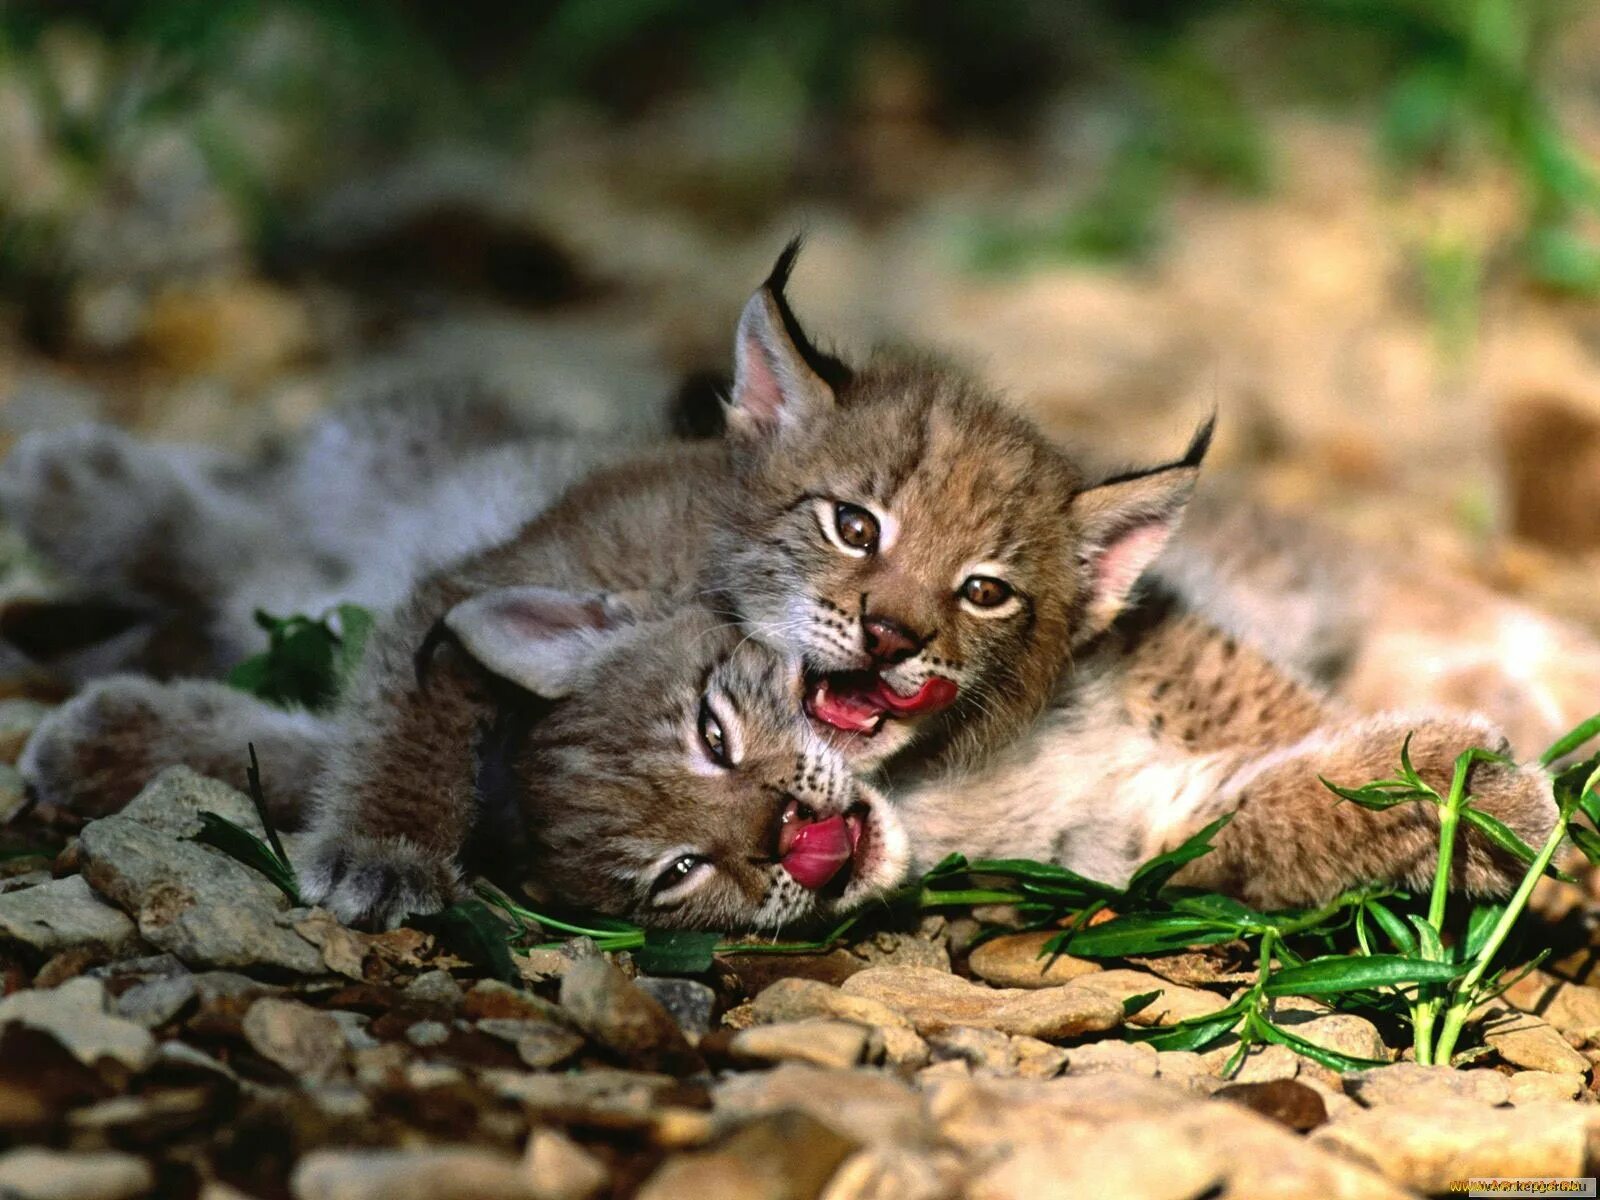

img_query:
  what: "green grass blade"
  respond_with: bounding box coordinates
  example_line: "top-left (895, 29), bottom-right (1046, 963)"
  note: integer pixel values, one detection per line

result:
top-left (1049, 912), bottom-right (1239, 958)
top-left (1250, 1012), bottom-right (1390, 1072)
top-left (1541, 713), bottom-right (1600, 766)
top-left (191, 811), bottom-right (300, 904)
top-left (1124, 814), bottom-right (1232, 898)
top-left (1263, 953), bottom-right (1462, 997)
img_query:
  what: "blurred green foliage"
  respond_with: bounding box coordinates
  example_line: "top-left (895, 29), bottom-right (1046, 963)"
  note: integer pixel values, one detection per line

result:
top-left (0, 0), bottom-right (1596, 294)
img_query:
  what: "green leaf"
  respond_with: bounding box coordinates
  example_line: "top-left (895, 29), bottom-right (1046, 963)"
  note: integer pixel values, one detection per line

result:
top-left (1250, 1012), bottom-right (1390, 1073)
top-left (1263, 954), bottom-right (1462, 997)
top-left (1460, 806), bottom-right (1540, 867)
top-left (1407, 914), bottom-right (1444, 962)
top-left (1168, 890), bottom-right (1266, 926)
top-left (921, 852), bottom-right (969, 879)
top-left (1567, 823), bottom-right (1600, 867)
top-left (1541, 713), bottom-right (1600, 766)
top-left (191, 811), bottom-right (300, 904)
top-left (410, 900), bottom-right (519, 985)
top-left (1399, 732), bottom-right (1423, 790)
top-left (1124, 814), bottom-right (1231, 899)
top-left (966, 859), bottom-right (1124, 898)
top-left (1461, 902), bottom-right (1507, 963)
top-left (637, 929), bottom-right (720, 975)
top-left (1127, 1008), bottom-right (1243, 1053)
top-left (1318, 778), bottom-right (1426, 810)
top-left (1049, 912), bottom-right (1239, 958)
top-left (227, 604), bottom-right (376, 711)
top-left (1121, 990), bottom-right (1163, 1019)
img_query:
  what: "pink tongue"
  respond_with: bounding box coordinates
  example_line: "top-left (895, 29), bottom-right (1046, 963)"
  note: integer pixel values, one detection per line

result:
top-left (877, 676), bottom-right (958, 716)
top-left (781, 815), bottom-right (853, 890)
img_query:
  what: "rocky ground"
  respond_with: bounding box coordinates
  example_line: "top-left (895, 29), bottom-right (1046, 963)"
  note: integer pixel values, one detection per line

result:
top-left (5, 734), bottom-right (1600, 1198)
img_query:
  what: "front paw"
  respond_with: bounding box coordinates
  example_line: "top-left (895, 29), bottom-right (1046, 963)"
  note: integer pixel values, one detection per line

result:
top-left (297, 830), bottom-right (464, 931)
top-left (19, 677), bottom-right (164, 819)
top-left (0, 425), bottom-right (183, 582)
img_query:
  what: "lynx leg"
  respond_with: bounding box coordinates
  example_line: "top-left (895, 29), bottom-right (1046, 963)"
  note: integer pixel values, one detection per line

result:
top-left (296, 602), bottom-right (487, 930)
top-left (1167, 713), bottom-right (1557, 910)
top-left (19, 676), bottom-right (332, 826)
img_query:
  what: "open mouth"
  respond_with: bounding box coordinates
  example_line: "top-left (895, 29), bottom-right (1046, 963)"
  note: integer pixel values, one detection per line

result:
top-left (802, 670), bottom-right (958, 737)
top-left (778, 801), bottom-right (871, 892)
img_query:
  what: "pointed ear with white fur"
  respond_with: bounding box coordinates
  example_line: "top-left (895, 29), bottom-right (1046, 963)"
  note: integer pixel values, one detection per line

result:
top-left (726, 239), bottom-right (843, 441)
top-left (443, 586), bottom-right (648, 698)
top-left (1070, 417), bottom-right (1214, 642)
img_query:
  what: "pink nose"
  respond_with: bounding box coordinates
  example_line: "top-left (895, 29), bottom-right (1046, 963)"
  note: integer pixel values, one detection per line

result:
top-left (780, 814), bottom-right (853, 890)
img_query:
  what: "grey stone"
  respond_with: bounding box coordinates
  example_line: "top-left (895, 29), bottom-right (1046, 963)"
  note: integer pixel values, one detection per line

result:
top-left (634, 976), bottom-right (716, 1039)
top-left (748, 978), bottom-right (928, 1068)
top-left (1063, 1039), bottom-right (1159, 1078)
top-left (521, 1129), bottom-right (606, 1200)
top-left (1312, 1098), bottom-right (1591, 1194)
top-left (291, 1147), bottom-right (538, 1200)
top-left (405, 1021), bottom-right (451, 1048)
top-left (475, 1019), bottom-right (585, 1069)
top-left (0, 874), bottom-right (140, 957)
top-left (1507, 1070), bottom-right (1585, 1104)
top-left (557, 958), bottom-right (700, 1072)
top-left (1072, 968), bottom-right (1230, 1026)
top-left (76, 768), bottom-right (321, 974)
top-left (1344, 1062), bottom-right (1511, 1108)
top-left (728, 1020), bottom-right (878, 1070)
top-left (242, 997), bottom-right (347, 1083)
top-left (0, 1147), bottom-right (154, 1200)
top-left (840, 966), bottom-right (1123, 1040)
top-left (328, 1010), bottom-right (380, 1052)
top-left (0, 977), bottom-right (155, 1071)
top-left (405, 969), bottom-right (464, 1008)
top-left (966, 932), bottom-right (1104, 988)
top-left (115, 973), bottom-right (197, 1029)
top-left (1481, 1005), bottom-right (1590, 1074)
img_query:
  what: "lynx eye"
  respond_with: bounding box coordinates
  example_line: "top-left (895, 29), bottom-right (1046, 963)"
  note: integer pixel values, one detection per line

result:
top-left (651, 854), bottom-right (708, 899)
top-left (833, 503), bottom-right (879, 552)
top-left (698, 697), bottom-right (731, 767)
top-left (961, 576), bottom-right (1014, 609)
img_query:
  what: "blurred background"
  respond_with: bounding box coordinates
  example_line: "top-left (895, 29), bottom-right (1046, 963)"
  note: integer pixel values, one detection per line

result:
top-left (3, 0), bottom-right (1600, 630)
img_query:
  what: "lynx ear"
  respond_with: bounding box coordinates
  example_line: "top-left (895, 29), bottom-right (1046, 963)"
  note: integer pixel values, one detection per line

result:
top-left (727, 239), bottom-right (846, 441)
top-left (1071, 416), bottom-right (1214, 641)
top-left (443, 586), bottom-right (649, 698)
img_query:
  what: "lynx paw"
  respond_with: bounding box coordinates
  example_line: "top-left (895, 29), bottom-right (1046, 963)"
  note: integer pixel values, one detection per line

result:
top-left (19, 676), bottom-right (171, 819)
top-left (298, 831), bottom-right (464, 931)
top-left (0, 425), bottom-right (189, 586)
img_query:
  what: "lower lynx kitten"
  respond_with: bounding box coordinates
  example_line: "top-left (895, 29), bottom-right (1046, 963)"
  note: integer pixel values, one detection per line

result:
top-left (3, 247), bottom-right (1583, 927)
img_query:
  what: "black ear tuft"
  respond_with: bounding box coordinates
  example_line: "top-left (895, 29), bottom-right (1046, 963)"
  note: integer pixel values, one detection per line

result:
top-left (1095, 413), bottom-right (1218, 489)
top-left (1180, 412), bottom-right (1217, 469)
top-left (761, 237), bottom-right (854, 394)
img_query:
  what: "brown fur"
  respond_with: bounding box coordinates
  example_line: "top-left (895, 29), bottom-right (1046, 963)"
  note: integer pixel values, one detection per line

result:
top-left (1169, 715), bottom-right (1555, 910)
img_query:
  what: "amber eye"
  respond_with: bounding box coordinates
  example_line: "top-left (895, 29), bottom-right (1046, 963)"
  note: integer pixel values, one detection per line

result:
top-left (834, 503), bottom-right (880, 552)
top-left (698, 697), bottom-right (730, 767)
top-left (961, 576), bottom-right (1014, 609)
top-left (652, 855), bottom-right (705, 897)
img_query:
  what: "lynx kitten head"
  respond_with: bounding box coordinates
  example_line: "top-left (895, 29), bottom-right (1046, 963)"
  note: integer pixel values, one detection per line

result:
top-left (443, 587), bottom-right (909, 930)
top-left (708, 241), bottom-right (1213, 766)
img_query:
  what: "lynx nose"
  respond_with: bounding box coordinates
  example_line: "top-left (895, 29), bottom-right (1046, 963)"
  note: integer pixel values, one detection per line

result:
top-left (862, 615), bottom-right (922, 665)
